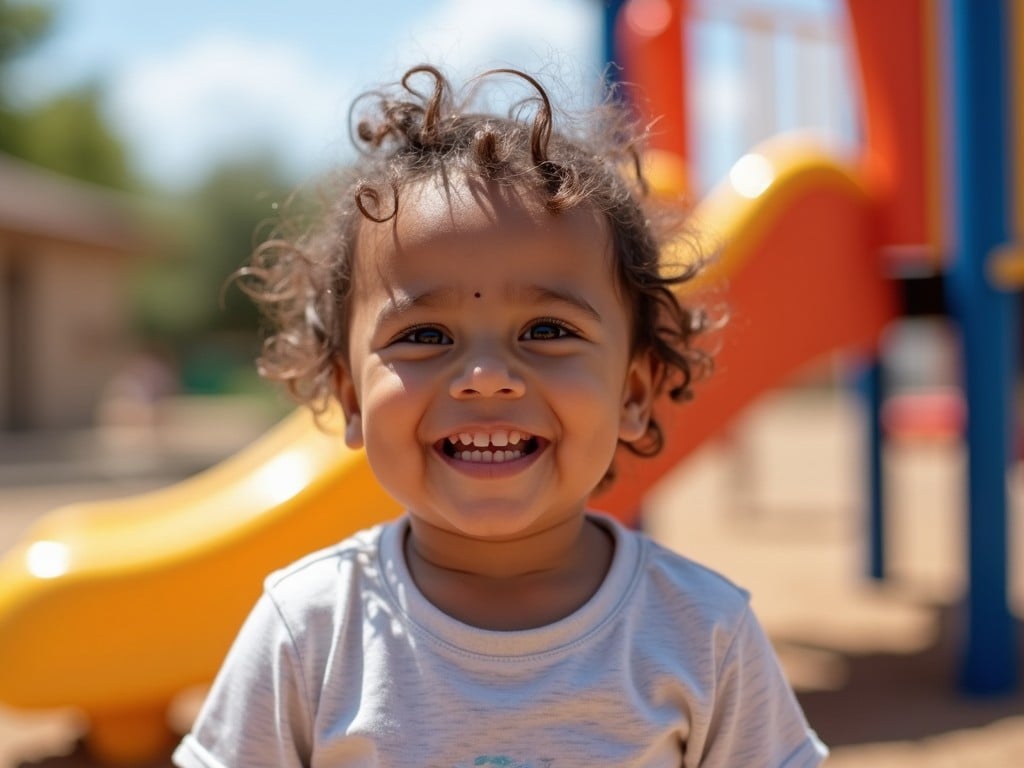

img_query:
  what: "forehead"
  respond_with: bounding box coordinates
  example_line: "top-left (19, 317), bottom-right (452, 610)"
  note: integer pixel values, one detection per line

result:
top-left (351, 175), bottom-right (613, 286)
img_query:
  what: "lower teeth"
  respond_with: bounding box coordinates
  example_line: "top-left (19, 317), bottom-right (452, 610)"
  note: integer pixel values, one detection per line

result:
top-left (458, 450), bottom-right (521, 463)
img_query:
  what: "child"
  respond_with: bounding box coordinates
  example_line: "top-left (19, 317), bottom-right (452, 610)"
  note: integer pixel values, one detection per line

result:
top-left (173, 64), bottom-right (827, 767)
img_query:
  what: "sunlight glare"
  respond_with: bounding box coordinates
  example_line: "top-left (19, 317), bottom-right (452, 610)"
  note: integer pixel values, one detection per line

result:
top-left (251, 451), bottom-right (315, 506)
top-left (26, 541), bottom-right (71, 580)
top-left (729, 153), bottom-right (775, 198)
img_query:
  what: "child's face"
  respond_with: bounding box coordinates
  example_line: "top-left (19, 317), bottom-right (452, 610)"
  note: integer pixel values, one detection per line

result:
top-left (335, 175), bottom-right (654, 541)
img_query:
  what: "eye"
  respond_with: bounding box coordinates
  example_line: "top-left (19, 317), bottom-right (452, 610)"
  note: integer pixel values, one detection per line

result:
top-left (521, 319), bottom-right (575, 341)
top-left (399, 326), bottom-right (452, 345)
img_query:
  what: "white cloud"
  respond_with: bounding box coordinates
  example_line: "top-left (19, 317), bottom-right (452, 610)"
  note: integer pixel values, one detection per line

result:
top-left (107, 34), bottom-right (351, 188)
top-left (397, 0), bottom-right (604, 108)
top-left (104, 0), bottom-right (603, 189)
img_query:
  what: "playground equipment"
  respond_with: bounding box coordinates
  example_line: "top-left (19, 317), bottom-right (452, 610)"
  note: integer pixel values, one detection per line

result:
top-left (614, 0), bottom-right (1021, 694)
top-left (0, 0), bottom-right (1018, 763)
top-left (944, 0), bottom-right (1022, 693)
top-left (594, 134), bottom-right (894, 516)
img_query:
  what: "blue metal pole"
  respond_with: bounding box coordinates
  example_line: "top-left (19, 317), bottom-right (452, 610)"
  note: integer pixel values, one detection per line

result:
top-left (947, 0), bottom-right (1019, 695)
top-left (602, 0), bottom-right (629, 78)
top-left (856, 360), bottom-right (886, 581)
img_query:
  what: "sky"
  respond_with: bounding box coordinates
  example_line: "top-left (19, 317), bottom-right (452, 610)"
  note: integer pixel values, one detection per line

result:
top-left (11, 0), bottom-right (606, 188)
top-left (9, 0), bottom-right (847, 190)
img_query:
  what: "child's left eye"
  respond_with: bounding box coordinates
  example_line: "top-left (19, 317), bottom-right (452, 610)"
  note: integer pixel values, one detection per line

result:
top-left (521, 321), bottom-right (573, 341)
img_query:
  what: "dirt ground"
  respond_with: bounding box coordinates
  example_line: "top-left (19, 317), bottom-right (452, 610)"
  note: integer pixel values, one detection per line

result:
top-left (0, 389), bottom-right (1021, 766)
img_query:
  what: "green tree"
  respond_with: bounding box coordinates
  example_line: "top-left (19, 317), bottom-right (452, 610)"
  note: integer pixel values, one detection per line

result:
top-left (130, 156), bottom-right (297, 392)
top-left (0, 0), bottom-right (52, 83)
top-left (12, 83), bottom-right (134, 188)
top-left (0, 0), bottom-right (53, 151)
top-left (0, 0), bottom-right (134, 189)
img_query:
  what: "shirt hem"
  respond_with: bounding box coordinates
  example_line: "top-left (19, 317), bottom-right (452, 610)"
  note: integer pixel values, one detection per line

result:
top-left (780, 732), bottom-right (829, 767)
top-left (172, 735), bottom-right (229, 768)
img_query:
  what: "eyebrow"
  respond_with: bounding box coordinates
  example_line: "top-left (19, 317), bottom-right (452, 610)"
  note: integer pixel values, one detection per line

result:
top-left (376, 286), bottom-right (460, 326)
top-left (508, 284), bottom-right (602, 322)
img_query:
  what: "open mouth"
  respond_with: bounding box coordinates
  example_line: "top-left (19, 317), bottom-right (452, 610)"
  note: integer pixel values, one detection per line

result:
top-left (440, 430), bottom-right (540, 464)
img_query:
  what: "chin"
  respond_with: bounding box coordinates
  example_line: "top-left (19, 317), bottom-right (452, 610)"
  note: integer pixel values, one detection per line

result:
top-left (441, 503), bottom-right (554, 541)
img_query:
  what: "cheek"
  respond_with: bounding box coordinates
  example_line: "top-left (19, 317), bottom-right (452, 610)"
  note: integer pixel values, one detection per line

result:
top-left (359, 368), bottom-right (421, 434)
top-left (541, 353), bottom-right (627, 400)
top-left (543, 364), bottom-right (625, 442)
top-left (358, 375), bottom-right (426, 495)
top-left (363, 382), bottom-right (409, 415)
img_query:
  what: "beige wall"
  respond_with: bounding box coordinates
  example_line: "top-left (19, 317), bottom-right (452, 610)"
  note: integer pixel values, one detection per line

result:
top-left (0, 250), bottom-right (10, 428)
top-left (32, 245), bottom-right (133, 429)
top-left (0, 239), bottom-right (134, 430)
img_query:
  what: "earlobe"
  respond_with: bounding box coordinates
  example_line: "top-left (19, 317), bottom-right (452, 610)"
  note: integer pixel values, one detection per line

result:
top-left (619, 400), bottom-right (649, 443)
top-left (619, 353), bottom-right (656, 443)
top-left (334, 365), bottom-right (364, 450)
top-left (619, 401), bottom-right (645, 441)
top-left (344, 414), bottom-right (364, 451)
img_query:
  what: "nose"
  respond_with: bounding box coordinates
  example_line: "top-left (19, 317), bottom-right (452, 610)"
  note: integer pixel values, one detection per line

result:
top-left (449, 351), bottom-right (525, 399)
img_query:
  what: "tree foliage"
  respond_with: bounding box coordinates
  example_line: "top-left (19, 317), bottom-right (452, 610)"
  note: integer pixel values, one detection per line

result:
top-left (0, 0), bottom-right (133, 189)
top-left (130, 157), bottom-right (297, 390)
top-left (0, 0), bottom-right (52, 78)
top-left (8, 83), bottom-right (134, 188)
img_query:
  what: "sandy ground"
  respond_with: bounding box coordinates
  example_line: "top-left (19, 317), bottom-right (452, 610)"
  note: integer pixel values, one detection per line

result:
top-left (0, 389), bottom-right (1022, 766)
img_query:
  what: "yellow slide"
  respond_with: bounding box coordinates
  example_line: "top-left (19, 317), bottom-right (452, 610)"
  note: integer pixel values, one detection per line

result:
top-left (0, 407), bottom-right (400, 762)
top-left (0, 141), bottom-right (894, 764)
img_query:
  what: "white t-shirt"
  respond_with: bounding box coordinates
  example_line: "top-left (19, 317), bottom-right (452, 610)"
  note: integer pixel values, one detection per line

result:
top-left (173, 514), bottom-right (827, 767)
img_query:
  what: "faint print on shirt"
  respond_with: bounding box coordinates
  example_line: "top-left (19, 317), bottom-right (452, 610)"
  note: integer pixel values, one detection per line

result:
top-left (463, 756), bottom-right (554, 768)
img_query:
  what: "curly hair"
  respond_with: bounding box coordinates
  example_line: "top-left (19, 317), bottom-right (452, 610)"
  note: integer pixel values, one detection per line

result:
top-left (237, 64), bottom-right (712, 467)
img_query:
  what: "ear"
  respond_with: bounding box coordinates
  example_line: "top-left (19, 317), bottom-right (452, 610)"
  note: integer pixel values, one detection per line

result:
top-left (619, 351), bottom-right (657, 443)
top-left (333, 364), bottom-right (364, 450)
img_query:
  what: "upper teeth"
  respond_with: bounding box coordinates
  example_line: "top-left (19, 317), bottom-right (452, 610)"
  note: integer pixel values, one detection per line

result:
top-left (449, 430), bottom-right (529, 448)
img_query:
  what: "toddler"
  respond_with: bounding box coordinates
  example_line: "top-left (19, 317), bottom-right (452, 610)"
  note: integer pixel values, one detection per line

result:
top-left (173, 64), bottom-right (827, 767)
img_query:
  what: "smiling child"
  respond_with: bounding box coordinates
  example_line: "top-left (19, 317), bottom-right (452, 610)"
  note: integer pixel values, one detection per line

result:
top-left (173, 65), bottom-right (827, 768)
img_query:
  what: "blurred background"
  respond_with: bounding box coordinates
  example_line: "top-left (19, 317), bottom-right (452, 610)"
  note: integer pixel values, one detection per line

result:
top-left (0, 0), bottom-right (852, 466)
top-left (1, 0), bottom-right (1022, 765)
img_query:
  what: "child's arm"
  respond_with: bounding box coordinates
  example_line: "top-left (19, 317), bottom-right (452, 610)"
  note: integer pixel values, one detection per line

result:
top-left (173, 593), bottom-right (314, 768)
top-left (696, 608), bottom-right (828, 768)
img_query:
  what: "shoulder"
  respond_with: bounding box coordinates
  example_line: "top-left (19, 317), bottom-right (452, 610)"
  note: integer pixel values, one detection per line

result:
top-left (261, 520), bottom-right (397, 618)
top-left (610, 519), bottom-right (750, 610)
top-left (641, 532), bottom-right (750, 608)
top-left (600, 517), bottom-right (753, 645)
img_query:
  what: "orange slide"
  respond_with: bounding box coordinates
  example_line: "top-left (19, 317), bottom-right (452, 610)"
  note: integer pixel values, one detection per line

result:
top-left (597, 137), bottom-right (896, 515)
top-left (0, 139), bottom-right (896, 764)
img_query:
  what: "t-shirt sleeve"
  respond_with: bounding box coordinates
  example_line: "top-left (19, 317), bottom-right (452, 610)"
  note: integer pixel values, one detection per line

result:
top-left (172, 592), bottom-right (314, 768)
top-left (696, 607), bottom-right (828, 768)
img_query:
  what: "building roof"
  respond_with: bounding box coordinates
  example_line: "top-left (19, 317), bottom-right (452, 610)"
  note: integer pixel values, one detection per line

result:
top-left (0, 153), bottom-right (143, 254)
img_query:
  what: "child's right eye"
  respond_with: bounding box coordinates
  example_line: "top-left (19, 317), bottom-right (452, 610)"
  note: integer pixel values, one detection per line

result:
top-left (398, 326), bottom-right (452, 345)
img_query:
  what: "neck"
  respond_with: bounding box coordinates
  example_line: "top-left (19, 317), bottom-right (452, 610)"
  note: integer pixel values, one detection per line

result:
top-left (406, 513), bottom-right (590, 580)
top-left (403, 513), bottom-right (615, 630)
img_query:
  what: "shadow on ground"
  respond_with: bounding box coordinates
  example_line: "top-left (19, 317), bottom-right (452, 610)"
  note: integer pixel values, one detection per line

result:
top-left (794, 602), bottom-right (1024, 748)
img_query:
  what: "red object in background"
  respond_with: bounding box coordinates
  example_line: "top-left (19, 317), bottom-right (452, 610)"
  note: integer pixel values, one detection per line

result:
top-left (882, 388), bottom-right (966, 442)
top-left (615, 0), bottom-right (689, 162)
top-left (846, 0), bottom-right (932, 250)
top-left (593, 146), bottom-right (898, 521)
